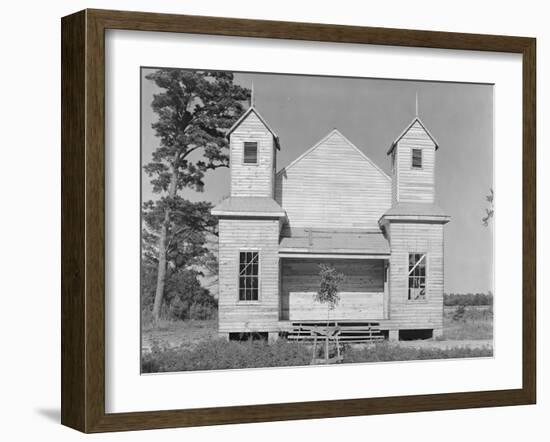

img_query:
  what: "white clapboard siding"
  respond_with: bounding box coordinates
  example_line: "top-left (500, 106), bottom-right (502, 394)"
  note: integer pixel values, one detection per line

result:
top-left (230, 111), bottom-right (275, 198)
top-left (385, 222), bottom-right (444, 329)
top-left (218, 218), bottom-right (280, 333)
top-left (275, 130), bottom-right (391, 229)
top-left (289, 292), bottom-right (384, 321)
top-left (394, 121), bottom-right (436, 204)
top-left (280, 258), bottom-right (385, 320)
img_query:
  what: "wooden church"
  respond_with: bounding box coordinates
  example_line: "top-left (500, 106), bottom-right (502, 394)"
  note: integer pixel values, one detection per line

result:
top-left (212, 103), bottom-right (450, 342)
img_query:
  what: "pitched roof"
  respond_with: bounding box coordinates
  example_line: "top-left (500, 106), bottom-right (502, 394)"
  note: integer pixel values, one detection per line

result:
top-left (387, 117), bottom-right (439, 155)
top-left (226, 106), bottom-right (281, 150)
top-left (279, 227), bottom-right (390, 255)
top-left (277, 129), bottom-right (390, 181)
top-left (211, 197), bottom-right (286, 217)
top-left (382, 203), bottom-right (448, 217)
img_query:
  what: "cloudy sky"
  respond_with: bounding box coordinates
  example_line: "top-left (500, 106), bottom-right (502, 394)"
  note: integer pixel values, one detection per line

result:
top-left (141, 68), bottom-right (493, 294)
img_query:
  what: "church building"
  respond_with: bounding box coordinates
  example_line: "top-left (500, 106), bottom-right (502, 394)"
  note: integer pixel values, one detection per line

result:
top-left (212, 104), bottom-right (450, 342)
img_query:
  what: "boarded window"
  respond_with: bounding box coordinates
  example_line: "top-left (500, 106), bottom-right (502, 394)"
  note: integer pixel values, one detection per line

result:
top-left (412, 148), bottom-right (422, 168)
top-left (243, 142), bottom-right (258, 164)
top-left (408, 253), bottom-right (426, 300)
top-left (239, 251), bottom-right (259, 301)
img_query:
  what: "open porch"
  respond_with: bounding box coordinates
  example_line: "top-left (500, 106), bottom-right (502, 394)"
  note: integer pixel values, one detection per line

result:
top-left (278, 228), bottom-right (391, 324)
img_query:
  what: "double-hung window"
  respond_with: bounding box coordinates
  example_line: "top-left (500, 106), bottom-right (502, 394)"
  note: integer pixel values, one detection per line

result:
top-left (408, 253), bottom-right (427, 300)
top-left (243, 142), bottom-right (258, 164)
top-left (239, 251), bottom-right (259, 301)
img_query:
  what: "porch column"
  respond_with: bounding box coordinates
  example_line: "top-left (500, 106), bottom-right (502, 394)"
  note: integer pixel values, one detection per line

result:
top-left (383, 259), bottom-right (390, 319)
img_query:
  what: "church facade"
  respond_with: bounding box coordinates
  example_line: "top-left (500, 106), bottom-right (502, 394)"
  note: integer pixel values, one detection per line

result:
top-left (212, 105), bottom-right (450, 341)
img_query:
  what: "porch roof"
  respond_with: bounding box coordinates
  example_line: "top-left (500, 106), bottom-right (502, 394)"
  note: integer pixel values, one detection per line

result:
top-left (211, 197), bottom-right (286, 218)
top-left (279, 227), bottom-right (390, 256)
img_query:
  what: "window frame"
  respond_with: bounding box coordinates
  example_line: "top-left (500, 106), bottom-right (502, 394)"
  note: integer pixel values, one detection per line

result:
top-left (237, 249), bottom-right (261, 302)
top-left (408, 252), bottom-right (427, 301)
top-left (411, 148), bottom-right (423, 169)
top-left (243, 141), bottom-right (259, 165)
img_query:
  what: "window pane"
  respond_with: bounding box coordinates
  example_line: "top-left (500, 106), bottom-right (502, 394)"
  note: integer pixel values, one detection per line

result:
top-left (408, 253), bottom-right (427, 300)
top-left (412, 148), bottom-right (422, 168)
top-left (244, 142), bottom-right (258, 164)
top-left (239, 251), bottom-right (259, 300)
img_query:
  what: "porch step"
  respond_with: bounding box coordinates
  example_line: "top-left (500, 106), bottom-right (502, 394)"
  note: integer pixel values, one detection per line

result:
top-left (286, 321), bottom-right (385, 343)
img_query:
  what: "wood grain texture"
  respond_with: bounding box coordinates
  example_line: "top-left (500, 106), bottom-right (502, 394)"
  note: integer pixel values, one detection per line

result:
top-left (230, 111), bottom-right (276, 197)
top-left (387, 223), bottom-right (444, 330)
top-left (276, 130), bottom-right (391, 229)
top-left (61, 8), bottom-right (536, 433)
top-left (218, 218), bottom-right (280, 333)
top-left (393, 121), bottom-right (437, 204)
top-left (61, 10), bottom-right (86, 431)
top-left (288, 292), bottom-right (384, 321)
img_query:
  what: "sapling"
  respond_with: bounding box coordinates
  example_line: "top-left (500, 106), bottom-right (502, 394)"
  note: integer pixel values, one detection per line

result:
top-left (315, 264), bottom-right (344, 362)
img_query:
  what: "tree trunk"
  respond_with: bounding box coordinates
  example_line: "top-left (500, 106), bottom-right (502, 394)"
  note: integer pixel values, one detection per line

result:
top-left (152, 162), bottom-right (178, 321)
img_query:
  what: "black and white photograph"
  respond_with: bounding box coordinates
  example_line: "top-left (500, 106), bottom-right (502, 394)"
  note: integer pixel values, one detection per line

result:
top-left (140, 68), bottom-right (494, 373)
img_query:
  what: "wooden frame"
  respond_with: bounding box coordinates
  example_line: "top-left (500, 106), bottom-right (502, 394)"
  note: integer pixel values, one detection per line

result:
top-left (61, 8), bottom-right (536, 433)
top-left (238, 249), bottom-right (261, 302)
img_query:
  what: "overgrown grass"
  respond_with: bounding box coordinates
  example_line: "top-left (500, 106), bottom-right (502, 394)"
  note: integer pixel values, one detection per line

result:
top-left (442, 306), bottom-right (493, 340)
top-left (142, 339), bottom-right (312, 373)
top-left (142, 338), bottom-right (493, 373)
top-left (343, 342), bottom-right (492, 363)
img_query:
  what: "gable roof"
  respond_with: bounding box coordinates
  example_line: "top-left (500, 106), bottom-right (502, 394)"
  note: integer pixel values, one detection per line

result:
top-left (226, 106), bottom-right (281, 150)
top-left (387, 117), bottom-right (439, 155)
top-left (277, 128), bottom-right (390, 181)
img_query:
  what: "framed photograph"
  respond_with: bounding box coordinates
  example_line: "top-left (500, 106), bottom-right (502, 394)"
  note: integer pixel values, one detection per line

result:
top-left (61, 9), bottom-right (536, 433)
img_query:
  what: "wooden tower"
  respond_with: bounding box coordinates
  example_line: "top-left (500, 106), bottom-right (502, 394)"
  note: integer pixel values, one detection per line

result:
top-left (380, 117), bottom-right (450, 340)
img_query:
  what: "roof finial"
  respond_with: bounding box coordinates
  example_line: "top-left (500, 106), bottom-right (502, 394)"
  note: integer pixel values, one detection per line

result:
top-left (415, 91), bottom-right (419, 117)
top-left (250, 82), bottom-right (255, 108)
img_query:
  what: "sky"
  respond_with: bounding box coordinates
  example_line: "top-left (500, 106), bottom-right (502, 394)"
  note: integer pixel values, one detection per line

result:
top-left (141, 68), bottom-right (494, 294)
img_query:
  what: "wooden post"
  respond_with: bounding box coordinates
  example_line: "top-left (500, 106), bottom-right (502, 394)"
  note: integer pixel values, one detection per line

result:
top-left (383, 260), bottom-right (390, 319)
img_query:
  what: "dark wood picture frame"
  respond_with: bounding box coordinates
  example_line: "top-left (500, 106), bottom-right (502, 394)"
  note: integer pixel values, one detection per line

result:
top-left (61, 8), bottom-right (536, 433)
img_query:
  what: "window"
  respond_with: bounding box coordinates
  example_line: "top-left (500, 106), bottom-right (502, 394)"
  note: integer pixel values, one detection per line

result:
top-left (412, 148), bottom-right (422, 168)
top-left (408, 253), bottom-right (426, 300)
top-left (243, 142), bottom-right (258, 164)
top-left (239, 251), bottom-right (259, 301)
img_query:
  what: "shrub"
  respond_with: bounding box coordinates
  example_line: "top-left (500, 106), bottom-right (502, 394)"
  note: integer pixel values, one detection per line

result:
top-left (142, 267), bottom-right (218, 321)
top-left (444, 292), bottom-right (493, 306)
top-left (453, 305), bottom-right (466, 321)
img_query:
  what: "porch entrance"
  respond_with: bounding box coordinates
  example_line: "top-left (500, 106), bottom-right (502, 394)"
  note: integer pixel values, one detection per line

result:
top-left (280, 258), bottom-right (388, 321)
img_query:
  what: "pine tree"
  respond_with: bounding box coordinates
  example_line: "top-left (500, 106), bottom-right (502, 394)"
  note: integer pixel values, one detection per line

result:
top-left (144, 69), bottom-right (250, 320)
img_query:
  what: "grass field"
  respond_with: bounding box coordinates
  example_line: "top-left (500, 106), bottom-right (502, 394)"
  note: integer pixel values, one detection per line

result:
top-left (141, 306), bottom-right (493, 373)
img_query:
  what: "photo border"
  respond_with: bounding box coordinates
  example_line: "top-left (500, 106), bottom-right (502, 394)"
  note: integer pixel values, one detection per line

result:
top-left (61, 9), bottom-right (536, 433)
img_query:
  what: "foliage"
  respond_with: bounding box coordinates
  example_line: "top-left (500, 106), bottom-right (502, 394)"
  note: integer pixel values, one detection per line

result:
top-left (141, 266), bottom-right (217, 320)
top-left (143, 68), bottom-right (250, 319)
top-left (142, 338), bottom-right (493, 373)
top-left (142, 339), bottom-right (312, 373)
top-left (452, 305), bottom-right (466, 322)
top-left (344, 342), bottom-right (492, 363)
top-left (442, 305), bottom-right (493, 340)
top-left (141, 197), bottom-right (217, 270)
top-left (315, 264), bottom-right (344, 310)
top-left (443, 292), bottom-right (493, 306)
top-left (482, 188), bottom-right (494, 227)
top-left (145, 69), bottom-right (250, 193)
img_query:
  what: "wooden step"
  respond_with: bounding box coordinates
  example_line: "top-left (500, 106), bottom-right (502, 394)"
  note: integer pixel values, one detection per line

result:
top-left (286, 321), bottom-right (386, 343)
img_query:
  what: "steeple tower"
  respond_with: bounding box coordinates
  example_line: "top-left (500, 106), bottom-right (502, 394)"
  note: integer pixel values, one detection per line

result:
top-left (225, 101), bottom-right (280, 198)
top-left (387, 110), bottom-right (439, 206)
